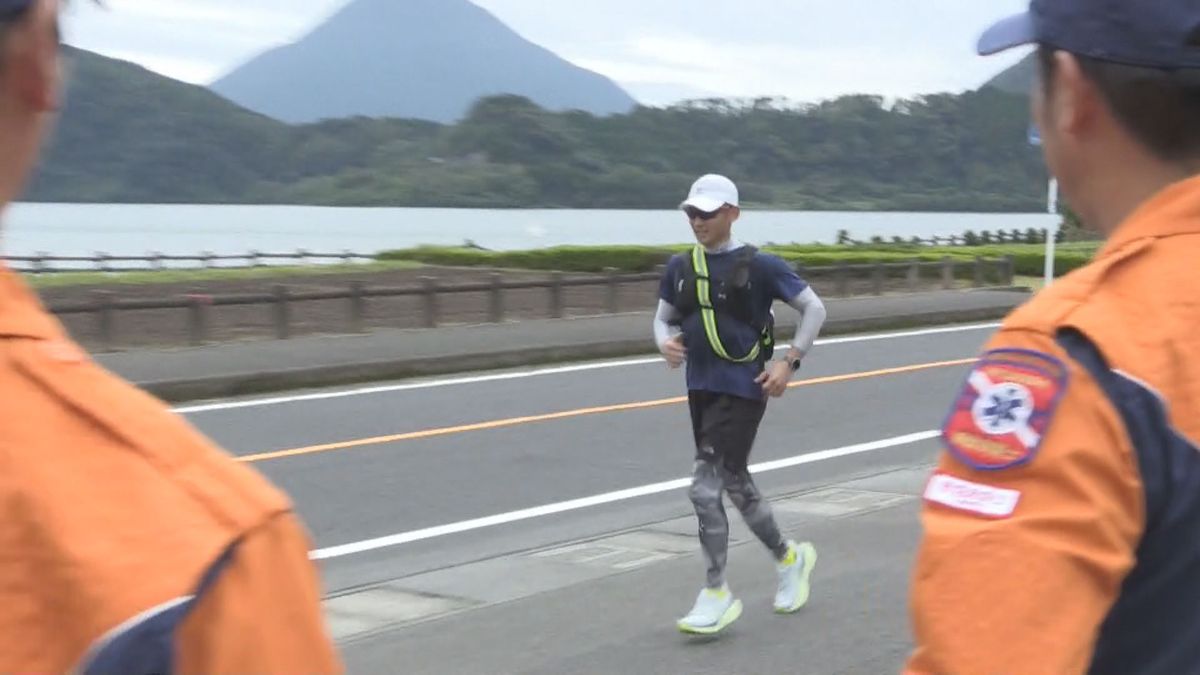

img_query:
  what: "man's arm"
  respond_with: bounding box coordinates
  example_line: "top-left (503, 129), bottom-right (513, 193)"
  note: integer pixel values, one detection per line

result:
top-left (782, 287), bottom-right (826, 362)
top-left (176, 512), bottom-right (342, 674)
top-left (653, 258), bottom-right (686, 367)
top-left (905, 329), bottom-right (1142, 674)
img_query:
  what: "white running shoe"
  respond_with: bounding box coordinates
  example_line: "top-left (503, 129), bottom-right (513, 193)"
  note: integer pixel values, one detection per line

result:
top-left (774, 541), bottom-right (818, 614)
top-left (677, 585), bottom-right (743, 634)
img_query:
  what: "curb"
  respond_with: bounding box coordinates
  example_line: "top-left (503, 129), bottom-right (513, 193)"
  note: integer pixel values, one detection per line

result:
top-left (141, 304), bottom-right (1020, 404)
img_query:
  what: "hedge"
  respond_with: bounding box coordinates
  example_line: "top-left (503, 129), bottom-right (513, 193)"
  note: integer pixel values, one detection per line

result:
top-left (377, 243), bottom-right (1099, 276)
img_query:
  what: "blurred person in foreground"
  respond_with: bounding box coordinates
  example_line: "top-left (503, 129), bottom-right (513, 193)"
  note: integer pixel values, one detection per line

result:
top-left (0, 1), bottom-right (342, 672)
top-left (905, 1), bottom-right (1200, 673)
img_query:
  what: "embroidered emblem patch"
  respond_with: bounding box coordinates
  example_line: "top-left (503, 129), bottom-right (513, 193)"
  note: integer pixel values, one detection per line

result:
top-left (942, 349), bottom-right (1069, 471)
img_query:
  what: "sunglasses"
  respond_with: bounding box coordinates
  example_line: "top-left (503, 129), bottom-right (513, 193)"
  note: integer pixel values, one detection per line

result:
top-left (684, 206), bottom-right (726, 221)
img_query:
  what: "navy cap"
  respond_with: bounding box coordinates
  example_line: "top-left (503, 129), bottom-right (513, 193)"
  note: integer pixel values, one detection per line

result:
top-left (0, 0), bottom-right (33, 20)
top-left (979, 0), bottom-right (1200, 69)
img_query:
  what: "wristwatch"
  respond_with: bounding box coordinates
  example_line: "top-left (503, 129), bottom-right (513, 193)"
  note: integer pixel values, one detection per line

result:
top-left (787, 356), bottom-right (802, 372)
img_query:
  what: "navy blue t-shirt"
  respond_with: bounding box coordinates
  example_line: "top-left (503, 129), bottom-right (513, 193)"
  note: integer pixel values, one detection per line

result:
top-left (659, 247), bottom-right (809, 401)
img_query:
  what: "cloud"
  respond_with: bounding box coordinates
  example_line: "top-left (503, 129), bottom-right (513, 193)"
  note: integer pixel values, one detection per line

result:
top-left (62, 0), bottom-right (344, 83)
top-left (62, 0), bottom-right (1032, 97)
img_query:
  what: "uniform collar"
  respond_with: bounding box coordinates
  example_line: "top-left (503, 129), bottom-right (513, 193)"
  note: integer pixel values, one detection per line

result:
top-left (1099, 173), bottom-right (1200, 258)
top-left (0, 265), bottom-right (64, 340)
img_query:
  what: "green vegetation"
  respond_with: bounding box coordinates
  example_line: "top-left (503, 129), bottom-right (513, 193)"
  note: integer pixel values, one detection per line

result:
top-left (380, 242), bottom-right (1100, 276)
top-left (23, 242), bottom-right (1097, 290)
top-left (29, 50), bottom-right (1050, 211)
top-left (23, 260), bottom-right (421, 289)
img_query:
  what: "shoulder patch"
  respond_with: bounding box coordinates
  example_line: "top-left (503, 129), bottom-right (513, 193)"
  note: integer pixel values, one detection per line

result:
top-left (942, 349), bottom-right (1069, 471)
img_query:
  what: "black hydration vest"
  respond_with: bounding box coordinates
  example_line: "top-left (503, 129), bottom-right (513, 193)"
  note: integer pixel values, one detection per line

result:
top-left (672, 245), bottom-right (774, 366)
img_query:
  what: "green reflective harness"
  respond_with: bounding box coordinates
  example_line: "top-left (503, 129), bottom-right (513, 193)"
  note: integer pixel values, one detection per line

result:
top-left (690, 245), bottom-right (772, 364)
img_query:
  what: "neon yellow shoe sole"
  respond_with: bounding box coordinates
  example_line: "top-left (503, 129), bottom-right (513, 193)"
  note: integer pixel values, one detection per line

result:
top-left (677, 598), bottom-right (744, 635)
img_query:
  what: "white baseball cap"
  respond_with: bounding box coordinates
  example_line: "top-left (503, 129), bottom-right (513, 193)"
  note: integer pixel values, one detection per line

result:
top-left (680, 174), bottom-right (739, 213)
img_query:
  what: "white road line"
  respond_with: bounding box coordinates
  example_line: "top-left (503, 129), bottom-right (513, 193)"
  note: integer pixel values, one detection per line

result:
top-left (309, 429), bottom-right (940, 560)
top-left (176, 323), bottom-right (998, 414)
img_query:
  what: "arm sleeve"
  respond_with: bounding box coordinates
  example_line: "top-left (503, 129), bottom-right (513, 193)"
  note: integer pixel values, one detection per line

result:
top-left (783, 287), bottom-right (826, 355)
top-left (653, 299), bottom-right (682, 351)
top-left (176, 513), bottom-right (343, 674)
top-left (904, 329), bottom-right (1144, 675)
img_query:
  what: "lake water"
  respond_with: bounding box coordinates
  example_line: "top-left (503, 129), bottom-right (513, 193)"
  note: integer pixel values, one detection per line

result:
top-left (0, 203), bottom-right (1057, 259)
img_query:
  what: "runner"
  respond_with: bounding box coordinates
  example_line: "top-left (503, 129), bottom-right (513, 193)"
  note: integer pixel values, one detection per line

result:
top-left (654, 173), bottom-right (828, 634)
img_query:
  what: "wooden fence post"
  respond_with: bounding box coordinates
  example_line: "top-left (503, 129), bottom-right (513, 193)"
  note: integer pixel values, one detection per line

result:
top-left (488, 273), bottom-right (505, 323)
top-left (605, 267), bottom-right (620, 314)
top-left (93, 291), bottom-right (115, 349)
top-left (348, 281), bottom-right (365, 333)
top-left (186, 293), bottom-right (210, 346)
top-left (548, 272), bottom-right (564, 319)
top-left (836, 263), bottom-right (850, 296)
top-left (272, 285), bottom-right (291, 339)
top-left (421, 277), bottom-right (439, 328)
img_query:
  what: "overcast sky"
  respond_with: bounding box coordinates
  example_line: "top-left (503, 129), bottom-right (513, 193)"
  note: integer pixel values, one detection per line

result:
top-left (61, 0), bottom-right (1033, 106)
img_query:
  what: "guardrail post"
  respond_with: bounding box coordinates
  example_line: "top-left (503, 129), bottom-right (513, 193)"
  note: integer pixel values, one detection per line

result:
top-left (96, 252), bottom-right (110, 273)
top-left (348, 281), bottom-right (366, 333)
top-left (93, 291), bottom-right (115, 350)
top-left (297, 249), bottom-right (311, 266)
top-left (973, 257), bottom-right (985, 287)
top-left (272, 285), bottom-right (291, 339)
top-left (32, 252), bottom-right (47, 274)
top-left (871, 263), bottom-right (885, 295)
top-left (151, 252), bottom-right (165, 271)
top-left (548, 272), bottom-right (564, 319)
top-left (249, 250), bottom-right (261, 268)
top-left (836, 263), bottom-right (850, 296)
top-left (1002, 255), bottom-right (1015, 286)
top-left (605, 267), bottom-right (620, 314)
top-left (203, 251), bottom-right (215, 269)
top-left (488, 273), bottom-right (505, 323)
top-left (421, 277), bottom-right (439, 328)
top-left (342, 249), bottom-right (354, 265)
top-left (186, 293), bottom-right (210, 346)
top-left (907, 259), bottom-right (920, 292)
top-left (941, 257), bottom-right (954, 289)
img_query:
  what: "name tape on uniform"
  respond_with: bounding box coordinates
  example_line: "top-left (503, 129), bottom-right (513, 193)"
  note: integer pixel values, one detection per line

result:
top-left (923, 472), bottom-right (1022, 518)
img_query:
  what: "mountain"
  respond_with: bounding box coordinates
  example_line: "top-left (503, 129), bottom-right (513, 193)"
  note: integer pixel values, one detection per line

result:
top-left (27, 47), bottom-right (291, 203)
top-left (210, 0), bottom-right (637, 124)
top-left (982, 53), bottom-right (1036, 95)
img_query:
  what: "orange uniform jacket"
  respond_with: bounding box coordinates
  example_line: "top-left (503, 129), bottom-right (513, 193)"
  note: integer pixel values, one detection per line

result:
top-left (0, 269), bottom-right (342, 673)
top-left (906, 175), bottom-right (1200, 675)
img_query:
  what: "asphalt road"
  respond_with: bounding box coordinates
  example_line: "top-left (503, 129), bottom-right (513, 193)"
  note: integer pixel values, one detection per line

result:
top-left (179, 322), bottom-right (999, 674)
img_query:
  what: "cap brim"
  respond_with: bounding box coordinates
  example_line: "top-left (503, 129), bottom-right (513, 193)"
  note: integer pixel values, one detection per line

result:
top-left (679, 196), bottom-right (726, 212)
top-left (977, 12), bottom-right (1035, 56)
